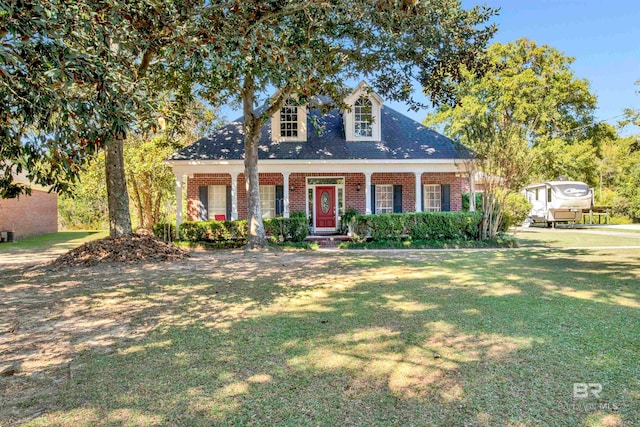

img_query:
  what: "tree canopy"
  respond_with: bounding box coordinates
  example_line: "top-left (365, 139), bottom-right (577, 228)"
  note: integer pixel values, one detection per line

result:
top-left (425, 38), bottom-right (599, 236)
top-left (183, 0), bottom-right (497, 247)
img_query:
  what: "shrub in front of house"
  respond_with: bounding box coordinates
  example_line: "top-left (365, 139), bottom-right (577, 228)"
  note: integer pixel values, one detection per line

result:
top-left (351, 212), bottom-right (482, 242)
top-left (179, 215), bottom-right (307, 245)
top-left (152, 222), bottom-right (177, 241)
top-left (179, 220), bottom-right (248, 246)
top-left (263, 214), bottom-right (308, 242)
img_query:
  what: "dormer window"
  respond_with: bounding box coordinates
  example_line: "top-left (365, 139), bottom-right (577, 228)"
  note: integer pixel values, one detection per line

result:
top-left (354, 97), bottom-right (373, 137)
top-left (272, 97), bottom-right (307, 142)
top-left (343, 81), bottom-right (383, 142)
top-left (280, 99), bottom-right (299, 138)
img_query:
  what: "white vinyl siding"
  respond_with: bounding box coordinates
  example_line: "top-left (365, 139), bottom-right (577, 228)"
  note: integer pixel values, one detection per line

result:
top-left (207, 185), bottom-right (227, 219)
top-left (423, 184), bottom-right (441, 212)
top-left (260, 185), bottom-right (276, 219)
top-left (375, 184), bottom-right (393, 214)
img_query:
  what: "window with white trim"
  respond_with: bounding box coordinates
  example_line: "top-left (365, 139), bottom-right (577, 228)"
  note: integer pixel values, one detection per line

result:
top-left (208, 185), bottom-right (227, 219)
top-left (423, 184), bottom-right (441, 212)
top-left (354, 97), bottom-right (372, 137)
top-left (375, 184), bottom-right (393, 214)
top-left (280, 99), bottom-right (299, 138)
top-left (260, 185), bottom-right (276, 219)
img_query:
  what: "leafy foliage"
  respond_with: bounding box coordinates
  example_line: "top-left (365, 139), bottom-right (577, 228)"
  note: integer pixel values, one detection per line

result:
top-left (179, 220), bottom-right (248, 246)
top-left (350, 212), bottom-right (482, 242)
top-left (263, 217), bottom-right (308, 243)
top-left (339, 208), bottom-right (360, 234)
top-left (184, 0), bottom-right (497, 248)
top-left (462, 192), bottom-right (483, 212)
top-left (1, 0), bottom-right (204, 239)
top-left (58, 153), bottom-right (108, 230)
top-left (425, 39), bottom-right (598, 238)
top-left (340, 236), bottom-right (518, 250)
top-left (499, 192), bottom-right (532, 231)
top-left (152, 222), bottom-right (177, 242)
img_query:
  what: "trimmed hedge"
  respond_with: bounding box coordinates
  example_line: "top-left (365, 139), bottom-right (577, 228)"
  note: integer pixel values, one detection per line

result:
top-left (179, 220), bottom-right (248, 246)
top-left (351, 212), bottom-right (482, 242)
top-left (152, 222), bottom-right (177, 241)
top-left (263, 216), bottom-right (308, 242)
top-left (178, 216), bottom-right (308, 244)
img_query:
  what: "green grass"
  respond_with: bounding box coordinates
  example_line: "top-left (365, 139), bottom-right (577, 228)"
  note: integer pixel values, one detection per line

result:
top-left (2, 237), bottom-right (638, 426)
top-left (0, 230), bottom-right (106, 253)
top-left (515, 228), bottom-right (640, 248)
top-left (340, 236), bottom-right (517, 250)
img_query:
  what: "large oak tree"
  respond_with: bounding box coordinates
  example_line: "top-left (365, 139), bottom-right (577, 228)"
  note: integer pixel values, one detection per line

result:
top-left (1, 0), bottom-right (199, 238)
top-left (184, 0), bottom-right (497, 248)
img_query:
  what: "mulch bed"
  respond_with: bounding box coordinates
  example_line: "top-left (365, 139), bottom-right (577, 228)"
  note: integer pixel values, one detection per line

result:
top-left (51, 234), bottom-right (188, 267)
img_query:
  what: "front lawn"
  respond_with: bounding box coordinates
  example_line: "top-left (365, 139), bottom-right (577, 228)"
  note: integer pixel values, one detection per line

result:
top-left (0, 231), bottom-right (107, 254)
top-left (514, 228), bottom-right (640, 248)
top-left (1, 242), bottom-right (638, 426)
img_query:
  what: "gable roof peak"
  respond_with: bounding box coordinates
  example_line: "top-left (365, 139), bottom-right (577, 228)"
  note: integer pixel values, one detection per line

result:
top-left (345, 81), bottom-right (384, 105)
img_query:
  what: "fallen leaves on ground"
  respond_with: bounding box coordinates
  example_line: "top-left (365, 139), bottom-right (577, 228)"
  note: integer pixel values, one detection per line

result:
top-left (51, 234), bottom-right (188, 267)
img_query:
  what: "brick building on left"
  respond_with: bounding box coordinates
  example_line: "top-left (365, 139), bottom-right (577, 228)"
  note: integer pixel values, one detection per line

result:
top-left (0, 171), bottom-right (58, 240)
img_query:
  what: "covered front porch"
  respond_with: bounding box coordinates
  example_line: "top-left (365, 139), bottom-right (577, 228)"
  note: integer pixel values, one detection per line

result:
top-left (170, 160), bottom-right (475, 234)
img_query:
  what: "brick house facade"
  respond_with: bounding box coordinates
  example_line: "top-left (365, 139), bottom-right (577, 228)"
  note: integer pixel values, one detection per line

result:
top-left (168, 82), bottom-right (475, 233)
top-left (184, 172), bottom-right (467, 222)
top-left (0, 188), bottom-right (58, 240)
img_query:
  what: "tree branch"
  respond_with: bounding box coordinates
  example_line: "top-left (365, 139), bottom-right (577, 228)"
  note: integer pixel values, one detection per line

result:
top-left (242, 1), bottom-right (330, 39)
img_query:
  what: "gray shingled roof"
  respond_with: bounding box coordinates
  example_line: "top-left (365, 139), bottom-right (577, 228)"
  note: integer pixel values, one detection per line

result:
top-left (169, 105), bottom-right (473, 161)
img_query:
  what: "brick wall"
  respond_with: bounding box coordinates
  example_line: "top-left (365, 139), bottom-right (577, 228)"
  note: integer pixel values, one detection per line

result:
top-left (0, 190), bottom-right (58, 239)
top-left (422, 173), bottom-right (465, 211)
top-left (372, 172), bottom-right (416, 213)
top-left (186, 174), bottom-right (231, 220)
top-left (186, 170), bottom-right (465, 220)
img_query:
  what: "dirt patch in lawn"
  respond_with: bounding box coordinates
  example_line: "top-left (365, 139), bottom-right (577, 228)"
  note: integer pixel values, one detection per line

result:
top-left (0, 249), bottom-right (341, 425)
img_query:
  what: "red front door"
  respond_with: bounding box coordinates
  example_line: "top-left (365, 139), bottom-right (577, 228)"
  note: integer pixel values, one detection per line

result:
top-left (315, 186), bottom-right (336, 228)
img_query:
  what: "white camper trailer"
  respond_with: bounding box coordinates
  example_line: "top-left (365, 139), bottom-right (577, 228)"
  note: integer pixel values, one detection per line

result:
top-left (523, 181), bottom-right (593, 227)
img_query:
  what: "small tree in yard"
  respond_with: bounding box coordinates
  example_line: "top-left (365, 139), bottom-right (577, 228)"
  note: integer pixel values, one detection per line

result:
top-left (185, 0), bottom-right (497, 249)
top-left (426, 39), bottom-right (597, 238)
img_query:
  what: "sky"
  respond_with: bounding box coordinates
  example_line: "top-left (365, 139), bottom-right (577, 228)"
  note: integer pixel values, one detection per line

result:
top-left (388, 0), bottom-right (640, 134)
top-left (221, 1), bottom-right (640, 135)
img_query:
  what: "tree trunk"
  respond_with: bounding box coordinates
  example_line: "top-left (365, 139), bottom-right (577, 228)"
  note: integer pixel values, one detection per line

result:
top-left (105, 138), bottom-right (133, 238)
top-left (242, 80), bottom-right (268, 249)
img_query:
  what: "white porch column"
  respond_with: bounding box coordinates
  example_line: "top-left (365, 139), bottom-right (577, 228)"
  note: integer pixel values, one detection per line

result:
top-left (415, 171), bottom-right (422, 212)
top-left (469, 172), bottom-right (476, 212)
top-left (365, 172), bottom-right (372, 215)
top-left (231, 172), bottom-right (239, 220)
top-left (175, 174), bottom-right (183, 230)
top-left (283, 172), bottom-right (290, 218)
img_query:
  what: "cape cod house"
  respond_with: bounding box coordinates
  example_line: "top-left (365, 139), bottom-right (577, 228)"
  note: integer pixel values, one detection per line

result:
top-left (166, 82), bottom-right (476, 234)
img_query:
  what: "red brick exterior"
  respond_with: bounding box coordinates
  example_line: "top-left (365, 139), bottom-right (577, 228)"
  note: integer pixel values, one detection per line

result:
top-left (371, 172), bottom-right (416, 213)
top-left (422, 173), bottom-right (466, 212)
top-left (186, 173), bottom-right (231, 220)
top-left (0, 189), bottom-right (58, 239)
top-left (186, 171), bottom-right (464, 220)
